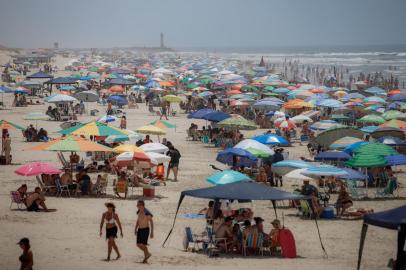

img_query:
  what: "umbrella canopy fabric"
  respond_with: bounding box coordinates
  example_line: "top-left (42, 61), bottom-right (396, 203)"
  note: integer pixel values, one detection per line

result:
top-left (329, 137), bottom-right (363, 150)
top-left (376, 136), bottom-right (406, 146)
top-left (188, 109), bottom-right (215, 119)
top-left (217, 117), bottom-right (257, 130)
top-left (59, 121), bottom-right (127, 136)
top-left (358, 115), bottom-right (385, 124)
top-left (107, 95), bottom-right (128, 106)
top-left (105, 133), bottom-right (143, 144)
top-left (337, 168), bottom-right (367, 180)
top-left (283, 169), bottom-right (313, 181)
top-left (384, 155), bottom-right (406, 166)
top-left (181, 181), bottom-right (309, 200)
top-left (97, 115), bottom-right (118, 123)
top-left (202, 111), bottom-right (231, 122)
top-left (354, 143), bottom-right (398, 156)
top-left (114, 151), bottom-right (151, 162)
top-left (113, 144), bottom-right (144, 153)
top-left (15, 162), bottom-right (62, 176)
top-left (343, 141), bottom-right (369, 154)
top-left (74, 90), bottom-right (99, 102)
top-left (381, 110), bottom-right (403, 120)
top-left (310, 120), bottom-right (340, 131)
top-left (216, 148), bottom-right (258, 167)
top-left (379, 119), bottom-right (406, 129)
top-left (360, 126), bottom-right (379, 133)
top-left (371, 127), bottom-right (405, 140)
top-left (136, 125), bottom-right (166, 135)
top-left (252, 100), bottom-right (280, 110)
top-left (234, 139), bottom-right (274, 156)
top-left (291, 115), bottom-right (313, 124)
top-left (272, 160), bottom-right (315, 175)
top-left (47, 94), bottom-right (78, 103)
top-left (163, 95), bottom-right (182, 103)
top-left (149, 120), bottom-right (176, 129)
top-left (301, 166), bottom-right (348, 177)
top-left (26, 71), bottom-right (53, 79)
top-left (140, 143), bottom-right (169, 153)
top-left (252, 134), bottom-right (289, 145)
top-left (345, 154), bottom-right (388, 168)
top-left (29, 135), bottom-right (113, 152)
top-left (364, 205), bottom-right (406, 230)
top-left (314, 151), bottom-right (351, 161)
top-left (314, 127), bottom-right (364, 148)
top-left (145, 152), bottom-right (171, 164)
top-left (207, 170), bottom-right (251, 185)
top-left (0, 120), bottom-right (24, 130)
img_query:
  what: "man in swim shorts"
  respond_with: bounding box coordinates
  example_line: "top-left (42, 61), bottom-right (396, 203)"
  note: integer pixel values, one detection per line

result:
top-left (135, 200), bottom-right (154, 263)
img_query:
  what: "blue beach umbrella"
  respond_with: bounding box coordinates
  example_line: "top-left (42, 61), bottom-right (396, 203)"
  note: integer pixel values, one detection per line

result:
top-left (272, 160), bottom-right (315, 175)
top-left (301, 165), bottom-right (348, 177)
top-left (314, 151), bottom-right (351, 161)
top-left (360, 126), bottom-right (379, 133)
top-left (343, 141), bottom-right (369, 154)
top-left (188, 108), bottom-right (215, 119)
top-left (252, 134), bottom-right (289, 145)
top-left (216, 148), bottom-right (258, 167)
top-left (202, 111), bottom-right (231, 122)
top-left (107, 95), bottom-right (128, 106)
top-left (207, 170), bottom-right (251, 185)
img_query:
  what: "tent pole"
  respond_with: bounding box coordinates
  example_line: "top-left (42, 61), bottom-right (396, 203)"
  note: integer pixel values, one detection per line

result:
top-left (396, 223), bottom-right (406, 270)
top-left (271, 200), bottom-right (277, 218)
top-left (162, 194), bottom-right (185, 247)
top-left (312, 206), bottom-right (328, 258)
top-left (357, 223), bottom-right (369, 270)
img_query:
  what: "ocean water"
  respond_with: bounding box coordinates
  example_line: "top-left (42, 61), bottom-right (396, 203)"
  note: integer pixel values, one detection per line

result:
top-left (176, 45), bottom-right (406, 85)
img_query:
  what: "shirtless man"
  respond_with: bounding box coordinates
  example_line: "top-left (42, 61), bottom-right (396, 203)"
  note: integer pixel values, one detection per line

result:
top-left (135, 200), bottom-right (154, 263)
top-left (215, 216), bottom-right (234, 252)
top-left (26, 187), bottom-right (49, 212)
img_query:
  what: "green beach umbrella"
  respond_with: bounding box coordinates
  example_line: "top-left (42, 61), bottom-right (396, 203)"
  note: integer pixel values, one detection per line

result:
top-left (0, 120), bottom-right (24, 130)
top-left (381, 110), bottom-right (403, 120)
top-left (58, 121), bottom-right (128, 136)
top-left (345, 154), bottom-right (387, 168)
top-left (354, 143), bottom-right (398, 156)
top-left (241, 85), bottom-right (258, 92)
top-left (246, 147), bottom-right (270, 158)
top-left (358, 115), bottom-right (385, 124)
top-left (217, 117), bottom-right (257, 130)
top-left (264, 86), bottom-right (275, 92)
top-left (331, 115), bottom-right (350, 121)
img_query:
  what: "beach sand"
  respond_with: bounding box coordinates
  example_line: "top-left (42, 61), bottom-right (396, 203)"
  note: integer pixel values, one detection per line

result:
top-left (0, 51), bottom-right (404, 270)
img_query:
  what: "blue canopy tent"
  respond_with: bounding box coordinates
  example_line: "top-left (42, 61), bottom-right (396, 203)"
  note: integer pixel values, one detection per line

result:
top-left (202, 111), bottom-right (230, 122)
top-left (44, 77), bottom-right (77, 84)
top-left (357, 205), bottom-right (406, 270)
top-left (216, 148), bottom-right (258, 167)
top-left (162, 181), bottom-right (326, 256)
top-left (314, 151), bottom-right (351, 161)
top-left (26, 71), bottom-right (53, 79)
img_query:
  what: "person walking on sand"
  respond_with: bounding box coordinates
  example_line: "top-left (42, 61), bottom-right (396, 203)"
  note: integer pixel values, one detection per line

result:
top-left (3, 133), bottom-right (11, 164)
top-left (17, 238), bottom-right (33, 270)
top-left (135, 200), bottom-right (154, 263)
top-left (99, 203), bottom-right (123, 261)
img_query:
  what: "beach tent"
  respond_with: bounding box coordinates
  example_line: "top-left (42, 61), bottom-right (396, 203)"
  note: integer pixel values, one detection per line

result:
top-left (357, 205), bottom-right (406, 270)
top-left (162, 181), bottom-right (326, 255)
top-left (45, 77), bottom-right (77, 84)
top-left (26, 71), bottom-right (53, 79)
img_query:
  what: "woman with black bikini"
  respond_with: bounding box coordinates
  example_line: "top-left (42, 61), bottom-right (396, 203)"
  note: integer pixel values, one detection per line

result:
top-left (99, 203), bottom-right (123, 261)
top-left (18, 238), bottom-right (33, 270)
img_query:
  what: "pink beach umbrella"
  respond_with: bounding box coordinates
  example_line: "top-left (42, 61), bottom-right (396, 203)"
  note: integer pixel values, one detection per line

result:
top-left (15, 162), bottom-right (62, 176)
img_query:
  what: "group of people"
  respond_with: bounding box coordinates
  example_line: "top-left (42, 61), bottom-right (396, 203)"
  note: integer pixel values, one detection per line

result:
top-left (23, 125), bottom-right (49, 142)
top-left (17, 184), bottom-right (50, 212)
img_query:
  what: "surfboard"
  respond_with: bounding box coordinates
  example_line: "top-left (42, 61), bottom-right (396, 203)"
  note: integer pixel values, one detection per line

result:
top-left (279, 228), bottom-right (296, 258)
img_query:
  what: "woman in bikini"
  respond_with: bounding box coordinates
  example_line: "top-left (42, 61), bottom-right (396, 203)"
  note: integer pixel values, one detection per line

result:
top-left (99, 203), bottom-right (123, 261)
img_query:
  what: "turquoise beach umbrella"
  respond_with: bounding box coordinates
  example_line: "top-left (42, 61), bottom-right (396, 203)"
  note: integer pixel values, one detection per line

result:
top-left (207, 170), bottom-right (251, 185)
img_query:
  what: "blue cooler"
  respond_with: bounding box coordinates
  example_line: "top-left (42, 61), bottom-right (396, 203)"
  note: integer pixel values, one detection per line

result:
top-left (321, 207), bottom-right (335, 219)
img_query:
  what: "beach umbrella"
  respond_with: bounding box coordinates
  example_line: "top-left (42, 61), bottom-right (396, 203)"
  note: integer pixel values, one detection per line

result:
top-left (389, 93), bottom-right (406, 101)
top-left (376, 136), bottom-right (406, 146)
top-left (310, 120), bottom-right (340, 131)
top-left (145, 152), bottom-right (171, 165)
top-left (329, 136), bottom-right (363, 150)
top-left (0, 120), bottom-right (24, 130)
top-left (379, 119), bottom-right (406, 129)
top-left (291, 115), bottom-right (313, 124)
top-left (97, 115), bottom-right (118, 123)
top-left (59, 85), bottom-right (76, 91)
top-left (330, 115), bottom-right (350, 121)
top-left (371, 127), bottom-right (405, 140)
top-left (364, 87), bottom-right (385, 95)
top-left (360, 126), bottom-right (379, 133)
top-left (337, 168), bottom-right (367, 180)
top-left (163, 95), bottom-right (182, 103)
top-left (113, 144), bottom-right (144, 153)
top-left (345, 154), bottom-right (387, 168)
top-left (317, 99), bottom-right (343, 108)
top-left (384, 155), bottom-right (406, 166)
top-left (252, 100), bottom-right (280, 110)
top-left (105, 133), bottom-right (143, 144)
top-left (314, 126), bottom-right (364, 148)
top-left (363, 96), bottom-right (386, 104)
top-left (188, 108), bottom-right (215, 119)
top-left (74, 90), bottom-right (99, 102)
top-left (113, 151), bottom-right (152, 168)
top-left (107, 95), bottom-right (128, 106)
top-left (109, 85), bottom-right (124, 93)
top-left (149, 119), bottom-right (176, 129)
top-left (140, 143), bottom-right (169, 154)
top-left (59, 121), bottom-right (127, 136)
top-left (217, 117), bottom-right (257, 130)
top-left (343, 142), bottom-right (369, 154)
top-left (358, 115), bottom-right (385, 124)
top-left (47, 94), bottom-right (77, 103)
top-left (234, 139), bottom-right (274, 156)
top-left (252, 134), bottom-right (289, 146)
top-left (230, 100), bottom-right (249, 107)
top-left (198, 91), bottom-right (213, 98)
top-left (354, 143), bottom-right (398, 156)
top-left (216, 148), bottom-right (258, 167)
top-left (207, 170), bottom-right (250, 185)
top-left (202, 111), bottom-right (231, 122)
top-left (381, 110), bottom-right (403, 120)
top-left (284, 169), bottom-right (314, 181)
top-left (245, 148), bottom-right (271, 158)
top-left (275, 119), bottom-right (296, 130)
top-left (15, 162), bottom-right (62, 176)
top-left (301, 165), bottom-right (348, 178)
top-left (272, 160), bottom-right (314, 175)
top-left (29, 135), bottom-right (113, 152)
top-left (314, 151), bottom-right (351, 161)
top-left (136, 125), bottom-right (166, 135)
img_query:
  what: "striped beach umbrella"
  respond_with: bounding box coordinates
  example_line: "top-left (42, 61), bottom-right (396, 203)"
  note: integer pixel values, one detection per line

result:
top-left (358, 115), bottom-right (385, 124)
top-left (29, 135), bottom-right (113, 152)
top-left (217, 117), bottom-right (257, 130)
top-left (379, 119), bottom-right (406, 129)
top-left (0, 120), bottom-right (24, 130)
top-left (59, 121), bottom-right (128, 136)
top-left (149, 120), bottom-right (176, 129)
top-left (272, 160), bottom-right (315, 175)
top-left (329, 136), bottom-right (363, 150)
top-left (113, 144), bottom-right (144, 153)
top-left (136, 125), bottom-right (166, 135)
top-left (310, 120), bottom-right (340, 131)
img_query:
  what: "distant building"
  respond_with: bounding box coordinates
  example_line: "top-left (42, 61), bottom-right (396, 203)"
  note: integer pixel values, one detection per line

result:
top-left (160, 33), bottom-right (164, 48)
top-left (53, 42), bottom-right (59, 49)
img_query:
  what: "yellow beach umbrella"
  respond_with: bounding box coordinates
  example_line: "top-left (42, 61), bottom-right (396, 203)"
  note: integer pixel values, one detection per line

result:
top-left (163, 94), bottom-right (182, 103)
top-left (113, 144), bottom-right (144, 153)
top-left (59, 121), bottom-right (128, 137)
top-left (136, 125), bottom-right (166, 135)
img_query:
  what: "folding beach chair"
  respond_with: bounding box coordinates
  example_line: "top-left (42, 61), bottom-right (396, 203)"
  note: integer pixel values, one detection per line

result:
top-left (55, 178), bottom-right (70, 197)
top-left (206, 226), bottom-right (228, 254)
top-left (57, 152), bottom-right (70, 170)
top-left (36, 176), bottom-right (56, 194)
top-left (243, 232), bottom-right (265, 256)
top-left (184, 227), bottom-right (206, 251)
top-left (114, 180), bottom-right (128, 199)
top-left (347, 180), bottom-right (368, 199)
top-left (299, 200), bottom-right (312, 218)
top-left (10, 191), bottom-right (25, 210)
top-left (376, 178), bottom-right (399, 198)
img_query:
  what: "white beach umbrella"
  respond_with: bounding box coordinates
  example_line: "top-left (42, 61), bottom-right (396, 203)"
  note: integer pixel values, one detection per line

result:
top-left (140, 143), bottom-right (169, 154)
top-left (283, 168), bottom-right (314, 181)
top-left (47, 94), bottom-right (78, 103)
top-left (234, 139), bottom-right (274, 156)
top-left (291, 115), bottom-right (313, 124)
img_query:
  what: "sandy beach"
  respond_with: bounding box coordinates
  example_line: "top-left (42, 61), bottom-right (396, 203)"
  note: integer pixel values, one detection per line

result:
top-left (0, 49), bottom-right (404, 270)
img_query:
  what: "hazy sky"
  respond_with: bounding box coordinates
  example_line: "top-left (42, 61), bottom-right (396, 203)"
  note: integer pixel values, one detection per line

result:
top-left (1, 0), bottom-right (406, 49)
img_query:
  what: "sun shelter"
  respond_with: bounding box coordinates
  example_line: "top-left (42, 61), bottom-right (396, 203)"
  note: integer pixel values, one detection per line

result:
top-left (162, 181), bottom-right (326, 255)
top-left (357, 205), bottom-right (406, 270)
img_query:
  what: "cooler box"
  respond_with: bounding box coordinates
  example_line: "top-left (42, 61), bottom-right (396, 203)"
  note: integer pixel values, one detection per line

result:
top-left (320, 207), bottom-right (335, 219)
top-left (143, 186), bottom-right (155, 197)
